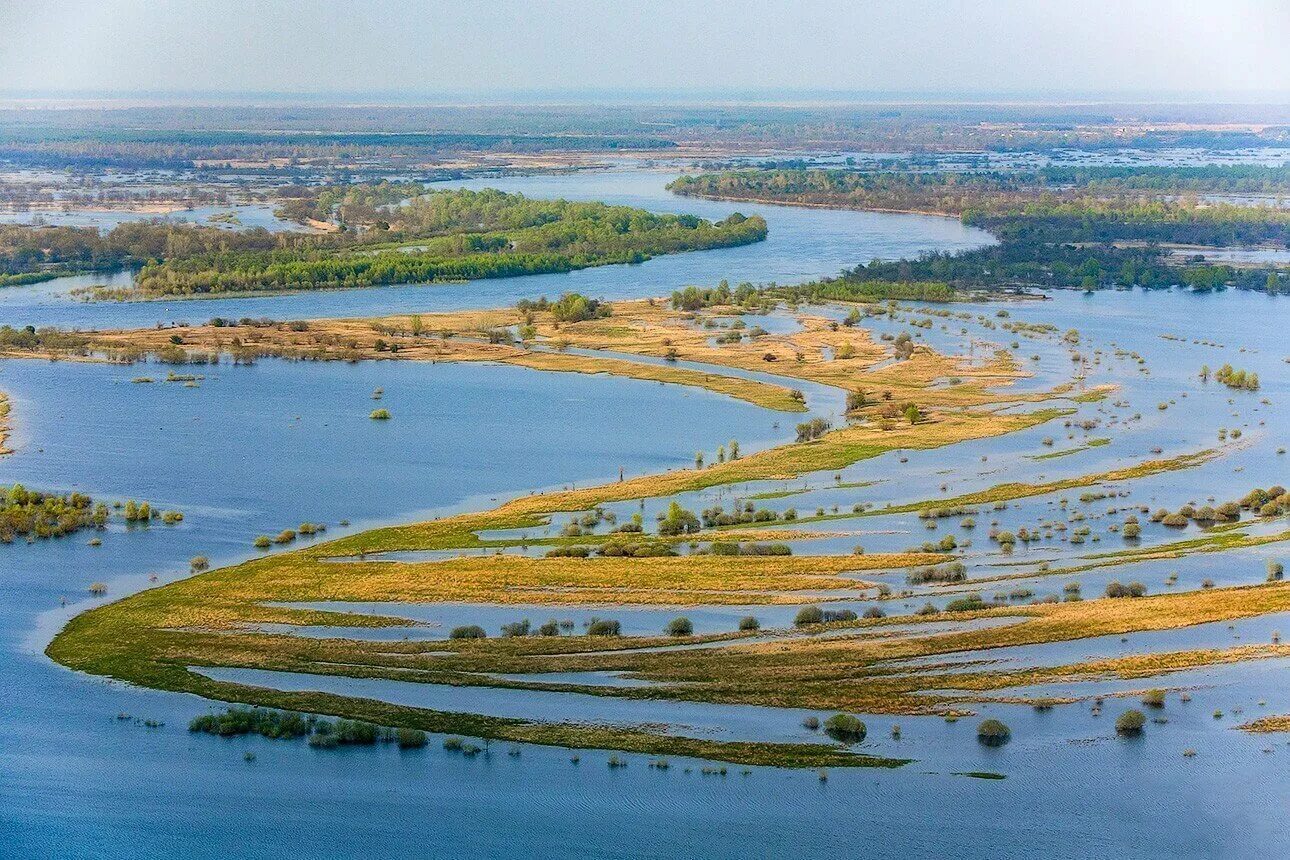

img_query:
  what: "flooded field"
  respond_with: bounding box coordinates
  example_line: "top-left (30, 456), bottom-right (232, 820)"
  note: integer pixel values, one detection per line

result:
top-left (2, 169), bottom-right (1288, 859)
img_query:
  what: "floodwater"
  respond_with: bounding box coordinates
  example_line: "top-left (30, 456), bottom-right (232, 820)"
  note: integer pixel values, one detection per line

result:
top-left (2, 169), bottom-right (1288, 859)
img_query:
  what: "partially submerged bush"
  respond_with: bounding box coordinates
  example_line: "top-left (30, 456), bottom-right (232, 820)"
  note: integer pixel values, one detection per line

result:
top-left (665, 616), bottom-right (694, 637)
top-left (1105, 581), bottom-right (1147, 598)
top-left (823, 713), bottom-right (867, 743)
top-left (449, 625), bottom-right (487, 640)
top-left (794, 605), bottom-right (824, 627)
top-left (1115, 709), bottom-right (1146, 735)
top-left (586, 618), bottom-right (621, 636)
top-left (976, 718), bottom-right (1011, 746)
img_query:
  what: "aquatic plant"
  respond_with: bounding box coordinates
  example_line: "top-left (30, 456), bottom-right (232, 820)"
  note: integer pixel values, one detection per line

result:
top-left (976, 718), bottom-right (1011, 746)
top-left (664, 616), bottom-right (694, 637)
top-left (500, 620), bottom-right (531, 638)
top-left (1115, 709), bottom-right (1146, 735)
top-left (189, 707), bottom-right (312, 740)
top-left (793, 605), bottom-right (825, 627)
top-left (823, 714), bottom-right (866, 743)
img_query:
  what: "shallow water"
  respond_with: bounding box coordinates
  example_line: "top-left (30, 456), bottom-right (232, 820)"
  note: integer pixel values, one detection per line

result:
top-left (2, 168), bottom-right (1289, 859)
top-left (0, 169), bottom-right (994, 330)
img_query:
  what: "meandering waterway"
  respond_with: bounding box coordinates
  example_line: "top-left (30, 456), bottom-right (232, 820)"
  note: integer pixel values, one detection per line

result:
top-left (2, 169), bottom-right (1288, 859)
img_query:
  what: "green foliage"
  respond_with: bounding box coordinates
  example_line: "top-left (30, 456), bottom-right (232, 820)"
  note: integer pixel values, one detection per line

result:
top-left (657, 501), bottom-right (700, 537)
top-left (1115, 709), bottom-right (1147, 735)
top-left (665, 616), bottom-right (694, 637)
top-left (1, 484), bottom-right (110, 543)
top-left (671, 169), bottom-right (1290, 295)
top-left (123, 190), bottom-right (766, 296)
top-left (586, 618), bottom-right (622, 636)
top-left (823, 714), bottom-right (867, 743)
top-left (976, 718), bottom-right (1011, 745)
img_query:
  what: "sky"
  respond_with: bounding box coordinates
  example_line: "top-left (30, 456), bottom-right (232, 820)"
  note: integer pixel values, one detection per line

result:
top-left (1, 0), bottom-right (1288, 100)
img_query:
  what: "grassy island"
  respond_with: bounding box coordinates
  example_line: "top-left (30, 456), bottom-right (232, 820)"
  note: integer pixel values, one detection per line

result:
top-left (2, 188), bottom-right (766, 299)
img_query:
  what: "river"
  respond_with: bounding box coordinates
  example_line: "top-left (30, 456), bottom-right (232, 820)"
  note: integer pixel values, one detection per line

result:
top-left (1, 169), bottom-right (1287, 859)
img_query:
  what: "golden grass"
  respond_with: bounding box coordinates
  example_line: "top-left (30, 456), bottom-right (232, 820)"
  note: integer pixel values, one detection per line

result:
top-left (56, 297), bottom-right (1073, 421)
top-left (42, 295), bottom-right (1125, 762)
top-left (1240, 715), bottom-right (1290, 733)
top-left (0, 392), bottom-right (9, 455)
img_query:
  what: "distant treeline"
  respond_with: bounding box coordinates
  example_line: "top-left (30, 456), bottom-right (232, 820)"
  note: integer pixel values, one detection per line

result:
top-left (843, 242), bottom-right (1282, 293)
top-left (0, 128), bottom-right (675, 170)
top-left (273, 181), bottom-right (426, 225)
top-left (4, 103), bottom-right (1290, 162)
top-left (670, 169), bottom-right (1290, 295)
top-left (670, 167), bottom-right (1290, 217)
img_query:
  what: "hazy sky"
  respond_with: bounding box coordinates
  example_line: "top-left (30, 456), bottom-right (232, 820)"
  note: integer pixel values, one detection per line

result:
top-left (1, 0), bottom-right (1287, 99)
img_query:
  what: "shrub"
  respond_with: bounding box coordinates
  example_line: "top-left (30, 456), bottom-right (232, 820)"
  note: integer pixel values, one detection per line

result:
top-left (801, 716), bottom-right (820, 730)
top-left (1115, 709), bottom-right (1146, 735)
top-left (586, 618), bottom-right (621, 637)
top-left (546, 545), bottom-right (590, 558)
top-left (976, 718), bottom-right (1011, 746)
top-left (946, 594), bottom-right (987, 613)
top-left (253, 535), bottom-right (272, 549)
top-left (369, 409), bottom-right (391, 420)
top-left (1105, 581), bottom-right (1147, 598)
top-left (449, 625), bottom-right (487, 640)
top-left (189, 556), bottom-right (210, 572)
top-left (396, 728), bottom-right (428, 749)
top-left (794, 605), bottom-right (825, 627)
top-left (1141, 689), bottom-right (1166, 708)
top-left (738, 615), bottom-right (760, 631)
top-left (795, 417), bottom-right (831, 442)
top-left (862, 607), bottom-right (885, 619)
top-left (823, 714), bottom-right (866, 743)
top-left (500, 620), bottom-right (531, 638)
top-left (665, 616), bottom-right (694, 637)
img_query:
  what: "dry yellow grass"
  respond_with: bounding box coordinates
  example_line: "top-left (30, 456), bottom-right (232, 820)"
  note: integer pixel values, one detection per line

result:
top-left (0, 392), bottom-right (10, 455)
top-left (59, 296), bottom-right (1070, 421)
top-left (1240, 714), bottom-right (1290, 733)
